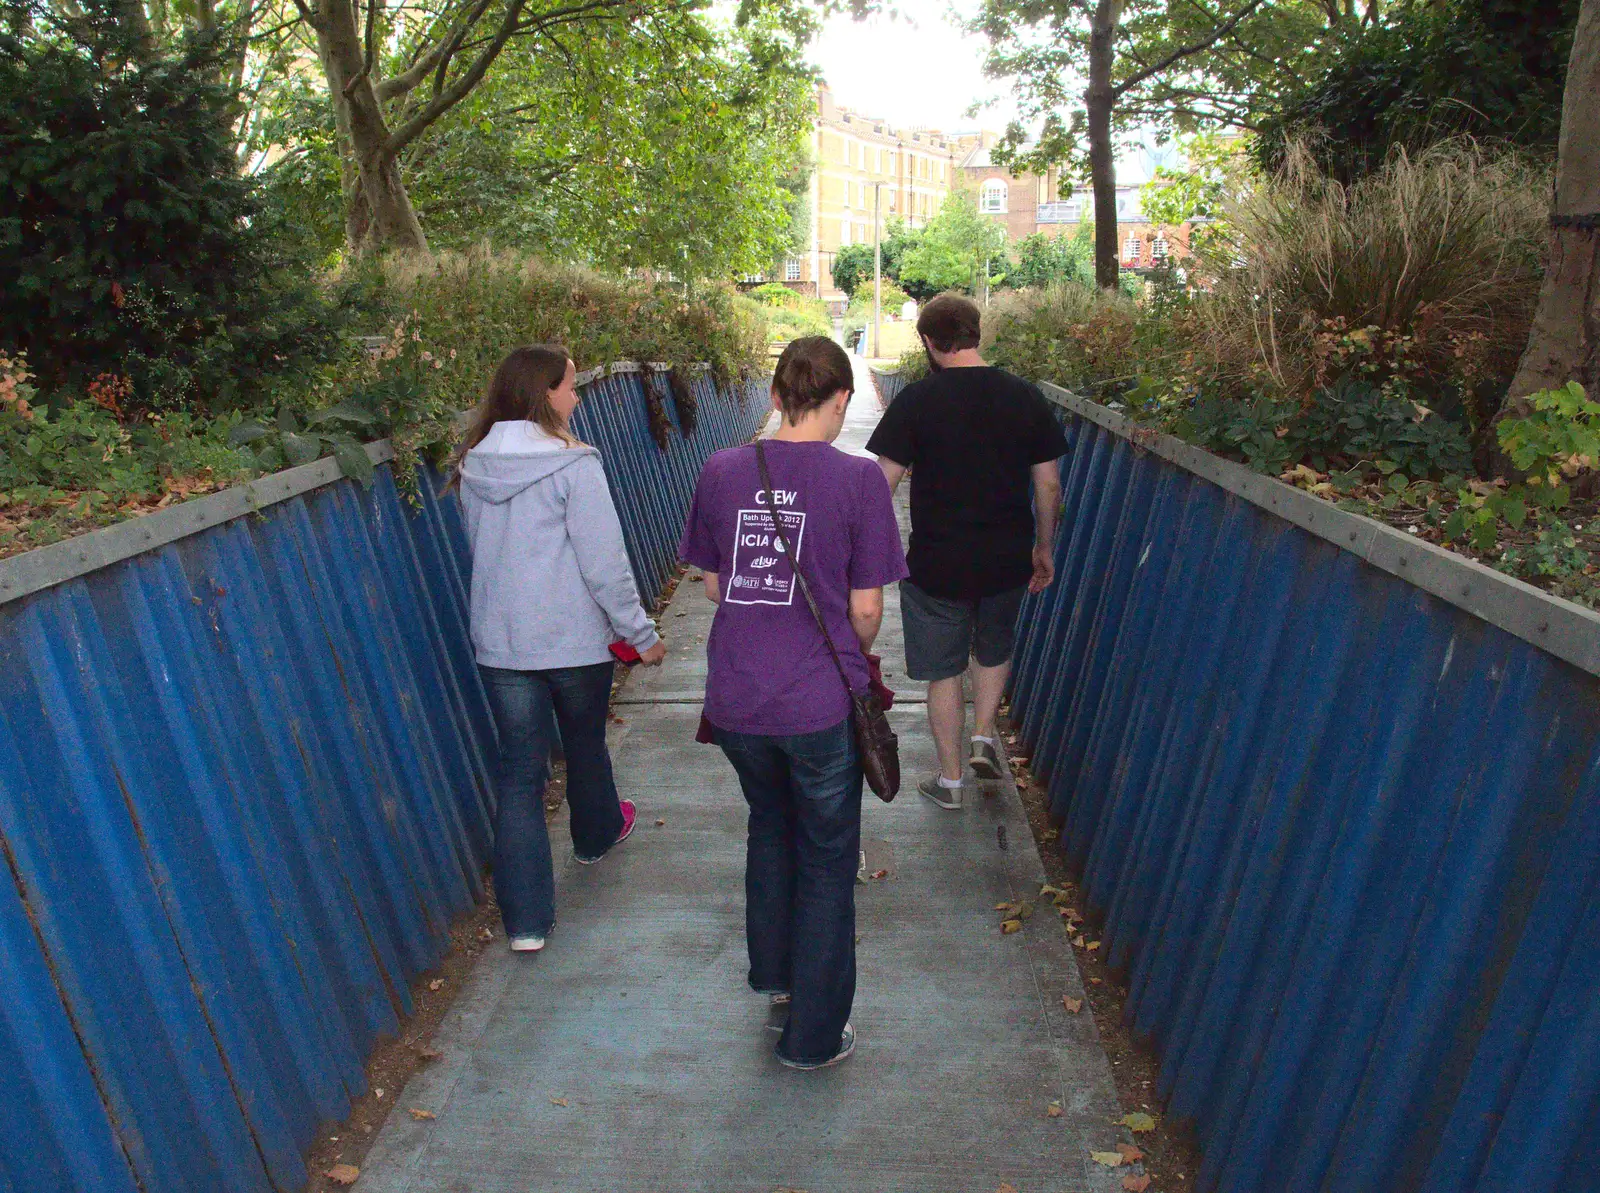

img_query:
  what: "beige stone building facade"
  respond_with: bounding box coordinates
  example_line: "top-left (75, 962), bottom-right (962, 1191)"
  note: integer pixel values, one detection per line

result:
top-left (781, 86), bottom-right (968, 305)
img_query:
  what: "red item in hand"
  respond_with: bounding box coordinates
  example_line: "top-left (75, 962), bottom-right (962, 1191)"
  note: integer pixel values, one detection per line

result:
top-left (609, 640), bottom-right (642, 665)
top-left (865, 653), bottom-right (896, 711)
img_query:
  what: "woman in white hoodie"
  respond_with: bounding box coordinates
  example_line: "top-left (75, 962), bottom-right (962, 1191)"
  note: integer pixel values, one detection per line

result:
top-left (449, 345), bottom-right (665, 954)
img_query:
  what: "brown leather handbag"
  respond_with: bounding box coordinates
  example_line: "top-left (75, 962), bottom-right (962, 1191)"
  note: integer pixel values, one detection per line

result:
top-left (755, 442), bottom-right (900, 801)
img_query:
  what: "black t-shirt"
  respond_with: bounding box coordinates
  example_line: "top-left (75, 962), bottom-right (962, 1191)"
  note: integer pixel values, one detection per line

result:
top-left (866, 366), bottom-right (1068, 599)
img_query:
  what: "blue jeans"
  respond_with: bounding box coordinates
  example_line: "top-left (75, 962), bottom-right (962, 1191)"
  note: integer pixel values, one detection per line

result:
top-left (717, 719), bottom-right (863, 1065)
top-left (479, 662), bottom-right (623, 938)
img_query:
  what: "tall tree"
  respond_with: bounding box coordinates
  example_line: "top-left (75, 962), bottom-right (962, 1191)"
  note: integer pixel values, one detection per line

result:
top-left (1504, 0), bottom-right (1599, 411)
top-left (288, 0), bottom-right (699, 255)
top-left (973, 0), bottom-right (1336, 288)
top-left (257, 9), bottom-right (813, 277)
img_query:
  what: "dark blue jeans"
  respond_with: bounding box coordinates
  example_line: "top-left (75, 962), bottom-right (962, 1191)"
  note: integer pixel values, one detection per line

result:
top-left (717, 719), bottom-right (863, 1066)
top-left (479, 662), bottom-right (623, 938)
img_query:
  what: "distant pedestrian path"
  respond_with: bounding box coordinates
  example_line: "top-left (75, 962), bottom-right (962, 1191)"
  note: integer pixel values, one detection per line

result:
top-left (352, 374), bottom-right (1122, 1193)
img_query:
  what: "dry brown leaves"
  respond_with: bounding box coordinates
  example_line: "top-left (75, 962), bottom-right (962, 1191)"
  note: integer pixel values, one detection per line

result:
top-left (324, 1164), bottom-right (360, 1186)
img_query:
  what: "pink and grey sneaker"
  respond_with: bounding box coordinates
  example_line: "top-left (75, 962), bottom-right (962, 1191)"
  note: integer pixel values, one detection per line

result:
top-left (575, 799), bottom-right (637, 865)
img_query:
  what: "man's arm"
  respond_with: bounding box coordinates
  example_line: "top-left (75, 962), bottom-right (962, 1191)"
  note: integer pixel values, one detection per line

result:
top-left (701, 571), bottom-right (721, 605)
top-left (848, 587), bottom-right (884, 651)
top-left (876, 456), bottom-right (908, 493)
top-left (1029, 459), bottom-right (1062, 593)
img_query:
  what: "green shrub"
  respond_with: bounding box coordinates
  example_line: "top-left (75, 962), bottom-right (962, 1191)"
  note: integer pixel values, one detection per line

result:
top-left (984, 284), bottom-right (1182, 404)
top-left (738, 283), bottom-right (830, 342)
top-left (0, 27), bottom-right (349, 416)
top-left (1257, 0), bottom-right (1579, 182)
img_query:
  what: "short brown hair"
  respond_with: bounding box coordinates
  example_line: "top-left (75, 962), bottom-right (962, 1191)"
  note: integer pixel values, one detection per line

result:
top-left (916, 293), bottom-right (982, 353)
top-left (772, 336), bottom-right (853, 421)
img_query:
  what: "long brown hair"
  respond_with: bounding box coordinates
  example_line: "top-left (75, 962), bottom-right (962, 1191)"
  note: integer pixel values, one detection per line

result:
top-left (446, 344), bottom-right (579, 490)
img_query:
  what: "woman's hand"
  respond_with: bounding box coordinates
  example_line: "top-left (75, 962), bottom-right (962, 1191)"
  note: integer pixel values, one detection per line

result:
top-left (639, 640), bottom-right (667, 667)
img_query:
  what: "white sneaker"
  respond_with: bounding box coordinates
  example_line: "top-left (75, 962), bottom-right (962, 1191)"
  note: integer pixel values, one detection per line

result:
top-left (509, 934), bottom-right (546, 953)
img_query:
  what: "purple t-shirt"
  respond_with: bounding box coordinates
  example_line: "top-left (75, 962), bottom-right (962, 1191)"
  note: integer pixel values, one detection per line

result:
top-left (680, 440), bottom-right (907, 736)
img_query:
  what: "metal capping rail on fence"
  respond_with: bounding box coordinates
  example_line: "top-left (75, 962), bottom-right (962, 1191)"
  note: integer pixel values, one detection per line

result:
top-left (867, 364), bottom-right (907, 409)
top-left (0, 367), bottom-right (769, 1193)
top-left (1009, 382), bottom-right (1600, 1193)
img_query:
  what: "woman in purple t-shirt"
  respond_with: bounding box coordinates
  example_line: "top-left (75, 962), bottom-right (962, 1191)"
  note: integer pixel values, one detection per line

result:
top-left (681, 337), bottom-right (907, 1070)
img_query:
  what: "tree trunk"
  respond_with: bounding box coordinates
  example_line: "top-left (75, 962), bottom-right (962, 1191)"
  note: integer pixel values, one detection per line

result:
top-left (1502, 0), bottom-right (1599, 415)
top-left (1087, 0), bottom-right (1121, 290)
top-left (309, 0), bottom-right (429, 256)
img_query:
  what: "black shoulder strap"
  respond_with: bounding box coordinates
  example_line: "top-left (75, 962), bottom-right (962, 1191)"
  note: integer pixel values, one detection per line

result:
top-left (753, 440), bottom-right (855, 701)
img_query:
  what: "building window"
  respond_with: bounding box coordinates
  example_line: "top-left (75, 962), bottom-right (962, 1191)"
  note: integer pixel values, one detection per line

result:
top-left (1124, 235), bottom-right (1143, 263)
top-left (841, 220), bottom-right (851, 246)
top-left (1151, 236), bottom-right (1170, 262)
top-left (980, 179), bottom-right (1008, 214)
top-left (785, 259), bottom-right (802, 281)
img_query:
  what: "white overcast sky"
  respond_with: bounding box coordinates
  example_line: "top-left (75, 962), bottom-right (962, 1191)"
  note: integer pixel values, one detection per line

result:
top-left (806, 4), bottom-right (1024, 134)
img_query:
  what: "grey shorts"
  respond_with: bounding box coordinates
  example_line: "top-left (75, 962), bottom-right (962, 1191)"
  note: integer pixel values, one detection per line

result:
top-left (900, 581), bottom-right (1028, 682)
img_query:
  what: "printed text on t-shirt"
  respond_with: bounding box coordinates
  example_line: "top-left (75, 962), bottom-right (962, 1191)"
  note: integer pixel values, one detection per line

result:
top-left (727, 497), bottom-right (805, 606)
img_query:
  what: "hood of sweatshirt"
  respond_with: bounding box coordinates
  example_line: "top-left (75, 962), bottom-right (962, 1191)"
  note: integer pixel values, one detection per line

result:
top-left (458, 422), bottom-right (599, 505)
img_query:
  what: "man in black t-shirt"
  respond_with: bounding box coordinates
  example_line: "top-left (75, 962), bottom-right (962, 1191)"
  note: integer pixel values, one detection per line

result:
top-left (866, 294), bottom-right (1068, 810)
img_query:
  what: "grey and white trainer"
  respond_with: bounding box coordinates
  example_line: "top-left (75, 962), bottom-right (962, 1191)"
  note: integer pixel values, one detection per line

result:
top-left (918, 776), bottom-right (963, 810)
top-left (969, 737), bottom-right (1003, 780)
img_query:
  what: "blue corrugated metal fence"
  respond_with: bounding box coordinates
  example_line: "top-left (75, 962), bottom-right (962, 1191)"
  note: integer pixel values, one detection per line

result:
top-left (0, 368), bottom-right (767, 1193)
top-left (1010, 384), bottom-right (1600, 1193)
top-left (868, 364), bottom-right (907, 409)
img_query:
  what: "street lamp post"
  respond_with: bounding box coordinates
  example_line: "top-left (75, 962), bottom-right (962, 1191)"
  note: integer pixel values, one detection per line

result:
top-left (872, 182), bottom-right (883, 360)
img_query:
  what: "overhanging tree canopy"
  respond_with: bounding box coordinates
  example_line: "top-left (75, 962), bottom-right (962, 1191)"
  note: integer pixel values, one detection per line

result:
top-left (973, 0), bottom-right (1342, 288)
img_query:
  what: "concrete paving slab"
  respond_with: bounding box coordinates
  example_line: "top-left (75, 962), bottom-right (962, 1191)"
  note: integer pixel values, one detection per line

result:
top-left (352, 361), bottom-right (1122, 1193)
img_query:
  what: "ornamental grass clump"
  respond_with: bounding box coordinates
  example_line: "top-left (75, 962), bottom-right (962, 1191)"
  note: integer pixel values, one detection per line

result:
top-left (1195, 139), bottom-right (1547, 432)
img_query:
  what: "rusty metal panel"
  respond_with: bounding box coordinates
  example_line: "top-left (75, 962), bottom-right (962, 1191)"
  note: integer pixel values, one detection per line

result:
top-left (1010, 400), bottom-right (1600, 1193)
top-left (0, 375), bottom-right (765, 1191)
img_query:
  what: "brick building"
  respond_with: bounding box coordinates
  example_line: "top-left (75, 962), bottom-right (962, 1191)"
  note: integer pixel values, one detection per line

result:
top-left (775, 86), bottom-right (969, 306)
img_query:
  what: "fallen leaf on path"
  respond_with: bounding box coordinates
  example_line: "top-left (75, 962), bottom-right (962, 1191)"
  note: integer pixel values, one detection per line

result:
top-left (995, 1184), bottom-right (1018, 1193)
top-left (1117, 1144), bottom-right (1145, 1164)
top-left (428, 978), bottom-right (444, 991)
top-left (374, 1088), bottom-right (384, 1099)
top-left (1090, 977), bottom-right (1103, 985)
top-left (1073, 935), bottom-right (1086, 948)
top-left (1120, 1111), bottom-right (1157, 1133)
top-left (325, 1165), bottom-right (360, 1186)
top-left (1122, 1174), bottom-right (1152, 1192)
top-left (996, 901), bottom-right (1021, 915)
top-left (1087, 940), bottom-right (1102, 952)
top-left (1063, 996), bottom-right (1083, 1014)
top-left (1039, 883), bottom-right (1062, 898)
top-left (1047, 1100), bottom-right (1063, 1118)
top-left (1000, 919), bottom-right (1023, 934)
top-left (408, 1107), bottom-right (436, 1121)
top-left (870, 869), bottom-right (888, 880)
top-left (1011, 756), bottom-right (1030, 767)
top-left (1091, 1151), bottom-right (1126, 1167)
top-left (550, 1096), bottom-right (569, 1107)
top-left (1016, 900), bottom-right (1035, 920)
top-left (415, 1045), bottom-right (442, 1062)
top-left (656, 818), bottom-right (666, 826)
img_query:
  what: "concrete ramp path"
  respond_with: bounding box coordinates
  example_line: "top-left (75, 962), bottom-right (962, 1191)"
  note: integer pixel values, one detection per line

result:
top-left (352, 365), bottom-right (1123, 1193)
